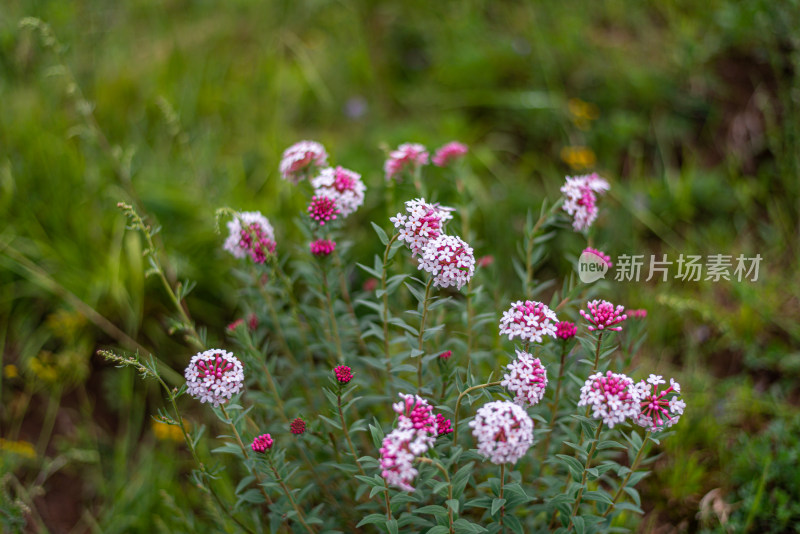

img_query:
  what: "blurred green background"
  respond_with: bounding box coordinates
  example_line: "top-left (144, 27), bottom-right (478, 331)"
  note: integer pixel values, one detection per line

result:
top-left (1, 0), bottom-right (799, 532)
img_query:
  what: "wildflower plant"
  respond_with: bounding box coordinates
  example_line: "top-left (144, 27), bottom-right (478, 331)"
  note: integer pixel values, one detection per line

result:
top-left (100, 138), bottom-right (685, 534)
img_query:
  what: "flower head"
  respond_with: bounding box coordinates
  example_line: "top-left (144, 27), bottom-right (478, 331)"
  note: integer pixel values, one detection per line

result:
top-left (310, 239), bottom-right (336, 257)
top-left (391, 198), bottom-right (454, 257)
top-left (334, 365), bottom-right (353, 385)
top-left (184, 349), bottom-right (244, 407)
top-left (290, 417), bottom-right (307, 435)
top-left (307, 196), bottom-right (340, 226)
top-left (392, 394), bottom-right (437, 436)
top-left (380, 393), bottom-right (439, 491)
top-left (385, 143), bottom-right (429, 182)
top-left (477, 255), bottom-right (494, 268)
top-left (633, 376), bottom-right (685, 431)
top-left (251, 434), bottom-right (273, 453)
top-left (435, 413), bottom-right (453, 436)
top-left (311, 166), bottom-right (366, 217)
top-left (438, 350), bottom-right (452, 360)
top-left (580, 300), bottom-right (627, 332)
top-left (432, 141), bottom-right (468, 167)
top-left (582, 247), bottom-right (613, 268)
top-left (280, 140), bottom-right (328, 184)
top-left (469, 400), bottom-right (534, 465)
top-left (578, 371), bottom-right (642, 428)
top-left (499, 300), bottom-right (558, 343)
top-left (555, 321), bottom-right (577, 340)
top-left (418, 234), bottom-right (475, 290)
top-left (502, 350), bottom-right (548, 407)
top-left (560, 173), bottom-right (610, 231)
top-left (223, 212), bottom-right (277, 264)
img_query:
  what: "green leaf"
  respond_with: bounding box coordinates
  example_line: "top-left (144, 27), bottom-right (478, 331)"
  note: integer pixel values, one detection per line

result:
top-left (446, 499), bottom-right (460, 514)
top-left (504, 514), bottom-right (524, 534)
top-left (426, 527), bottom-right (451, 534)
top-left (386, 518), bottom-right (399, 534)
top-left (453, 518), bottom-right (488, 533)
top-left (371, 222), bottom-right (389, 245)
top-left (414, 505), bottom-right (449, 517)
top-left (583, 490), bottom-right (614, 505)
top-left (491, 498), bottom-right (506, 516)
top-left (356, 514), bottom-right (387, 527)
top-left (623, 486), bottom-right (641, 507)
top-left (571, 516), bottom-right (585, 534)
top-left (556, 454), bottom-right (585, 481)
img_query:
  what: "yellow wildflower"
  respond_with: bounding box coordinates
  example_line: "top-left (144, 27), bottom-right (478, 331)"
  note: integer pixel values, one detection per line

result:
top-left (152, 419), bottom-right (187, 442)
top-left (0, 439), bottom-right (36, 459)
top-left (3, 364), bottom-right (18, 379)
top-left (560, 146), bottom-right (597, 170)
top-left (568, 98), bottom-right (600, 131)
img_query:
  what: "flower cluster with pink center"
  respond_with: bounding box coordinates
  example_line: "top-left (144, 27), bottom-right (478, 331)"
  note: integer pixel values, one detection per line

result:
top-left (502, 350), bottom-right (548, 407)
top-left (310, 239), bottom-right (336, 257)
top-left (432, 141), bottom-right (468, 167)
top-left (334, 365), bottom-right (352, 384)
top-left (380, 394), bottom-right (439, 491)
top-left (633, 375), bottom-right (685, 432)
top-left (384, 143), bottom-right (429, 181)
top-left (290, 417), bottom-right (306, 435)
top-left (499, 300), bottom-right (559, 343)
top-left (561, 173), bottom-right (610, 231)
top-left (469, 400), bottom-right (534, 465)
top-left (580, 299), bottom-right (627, 332)
top-left (311, 166), bottom-right (366, 217)
top-left (583, 247), bottom-right (613, 268)
top-left (251, 433), bottom-right (273, 453)
top-left (578, 371), bottom-right (643, 428)
top-left (391, 198), bottom-right (454, 257)
top-left (555, 321), bottom-right (577, 340)
top-left (418, 234), bottom-right (476, 290)
top-left (280, 140), bottom-right (328, 184)
top-left (307, 196), bottom-right (340, 226)
top-left (439, 350), bottom-right (452, 360)
top-left (223, 212), bottom-right (277, 264)
top-left (184, 349), bottom-right (245, 407)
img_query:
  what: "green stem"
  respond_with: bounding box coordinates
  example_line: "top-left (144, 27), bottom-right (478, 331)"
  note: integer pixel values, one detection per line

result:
top-left (416, 277), bottom-right (435, 393)
top-left (333, 249), bottom-right (369, 355)
top-left (569, 422), bottom-right (604, 530)
top-left (453, 381), bottom-right (502, 443)
top-left (321, 266), bottom-right (344, 364)
top-left (592, 332), bottom-right (604, 372)
top-left (36, 386), bottom-right (63, 456)
top-left (418, 458), bottom-right (454, 534)
top-left (539, 341), bottom-right (570, 459)
top-left (523, 199), bottom-right (563, 295)
top-left (499, 463), bottom-right (506, 531)
top-left (602, 431), bottom-right (651, 518)
top-left (268, 456), bottom-right (317, 534)
top-left (337, 392), bottom-right (366, 477)
top-left (381, 234), bottom-right (400, 376)
top-left (219, 404), bottom-right (274, 507)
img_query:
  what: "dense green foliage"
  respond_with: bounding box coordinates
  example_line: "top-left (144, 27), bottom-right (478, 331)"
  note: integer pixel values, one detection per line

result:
top-left (1, 1), bottom-right (799, 532)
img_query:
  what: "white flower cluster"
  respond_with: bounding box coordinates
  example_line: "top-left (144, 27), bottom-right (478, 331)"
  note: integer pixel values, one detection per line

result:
top-left (418, 234), bottom-right (475, 290)
top-left (311, 166), bottom-right (366, 217)
top-left (184, 349), bottom-right (245, 407)
top-left (501, 350), bottom-right (548, 407)
top-left (633, 375), bottom-right (686, 432)
top-left (469, 400), bottom-right (534, 465)
top-left (390, 198), bottom-right (453, 257)
top-left (578, 371), bottom-right (642, 429)
top-left (223, 211), bottom-right (276, 259)
top-left (279, 140), bottom-right (328, 184)
top-left (560, 173), bottom-right (610, 231)
top-left (498, 300), bottom-right (558, 343)
top-left (380, 394), bottom-right (439, 491)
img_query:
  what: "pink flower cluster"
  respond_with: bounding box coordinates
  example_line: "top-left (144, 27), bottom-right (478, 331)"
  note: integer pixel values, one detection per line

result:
top-left (583, 247), bottom-right (613, 268)
top-left (391, 198), bottom-right (453, 257)
top-left (578, 371), bottom-right (642, 428)
top-left (499, 300), bottom-right (559, 343)
top-left (311, 166), bottom-right (366, 217)
top-left (633, 375), bottom-right (685, 431)
top-left (555, 321), bottom-right (577, 340)
top-left (439, 350), bottom-right (452, 360)
top-left (418, 234), bottom-right (476, 290)
top-left (502, 350), bottom-right (548, 407)
top-left (628, 308), bottom-right (648, 319)
top-left (223, 212), bottom-right (277, 264)
top-left (307, 196), bottom-right (340, 226)
top-left (280, 140), bottom-right (328, 184)
top-left (380, 394), bottom-right (439, 491)
top-left (184, 349), bottom-right (245, 407)
top-left (435, 413), bottom-right (453, 436)
top-left (432, 141), bottom-right (468, 167)
top-left (251, 433), bottom-right (273, 453)
top-left (310, 239), bottom-right (336, 257)
top-left (384, 143), bottom-right (429, 182)
top-left (334, 365), bottom-right (353, 385)
top-left (290, 417), bottom-right (306, 435)
top-left (469, 400), bottom-right (534, 465)
top-left (580, 300), bottom-right (627, 332)
top-left (561, 173), bottom-right (610, 231)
